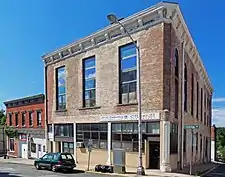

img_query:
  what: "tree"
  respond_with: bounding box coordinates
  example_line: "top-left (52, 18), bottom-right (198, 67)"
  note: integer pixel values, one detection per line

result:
top-left (216, 127), bottom-right (225, 161)
top-left (0, 109), bottom-right (18, 138)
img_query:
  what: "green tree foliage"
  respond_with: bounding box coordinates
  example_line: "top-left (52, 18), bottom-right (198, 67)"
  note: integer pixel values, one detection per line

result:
top-left (0, 109), bottom-right (18, 138)
top-left (216, 127), bottom-right (225, 160)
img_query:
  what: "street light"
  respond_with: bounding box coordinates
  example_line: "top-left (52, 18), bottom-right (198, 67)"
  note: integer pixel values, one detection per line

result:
top-left (107, 14), bottom-right (145, 176)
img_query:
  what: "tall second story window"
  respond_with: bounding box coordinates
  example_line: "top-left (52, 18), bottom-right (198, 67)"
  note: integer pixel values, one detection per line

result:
top-left (37, 111), bottom-right (42, 127)
top-left (200, 88), bottom-right (203, 122)
top-left (184, 64), bottom-right (187, 112)
top-left (196, 82), bottom-right (199, 119)
top-left (22, 113), bottom-right (26, 127)
top-left (119, 43), bottom-right (137, 104)
top-left (175, 49), bottom-right (179, 77)
top-left (15, 113), bottom-right (18, 126)
top-left (191, 74), bottom-right (194, 116)
top-left (9, 113), bottom-right (12, 126)
top-left (83, 57), bottom-right (96, 107)
top-left (56, 66), bottom-right (66, 110)
top-left (29, 112), bottom-right (33, 126)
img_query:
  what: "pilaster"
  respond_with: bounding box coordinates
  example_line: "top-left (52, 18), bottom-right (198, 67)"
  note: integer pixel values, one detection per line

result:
top-left (107, 122), bottom-right (112, 165)
top-left (74, 123), bottom-right (77, 163)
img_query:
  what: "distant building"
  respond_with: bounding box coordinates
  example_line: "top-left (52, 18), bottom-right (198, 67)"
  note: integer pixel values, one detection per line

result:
top-left (211, 125), bottom-right (217, 161)
top-left (4, 94), bottom-right (45, 159)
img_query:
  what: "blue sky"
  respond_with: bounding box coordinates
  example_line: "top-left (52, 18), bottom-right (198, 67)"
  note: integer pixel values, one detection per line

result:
top-left (0, 0), bottom-right (224, 126)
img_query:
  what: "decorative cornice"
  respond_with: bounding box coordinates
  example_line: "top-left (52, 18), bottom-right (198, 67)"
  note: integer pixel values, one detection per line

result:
top-left (42, 2), bottom-right (213, 94)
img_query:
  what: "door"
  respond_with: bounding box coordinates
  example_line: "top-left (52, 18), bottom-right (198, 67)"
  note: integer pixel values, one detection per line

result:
top-left (21, 144), bottom-right (28, 159)
top-left (38, 144), bottom-right (42, 158)
top-left (149, 141), bottom-right (160, 169)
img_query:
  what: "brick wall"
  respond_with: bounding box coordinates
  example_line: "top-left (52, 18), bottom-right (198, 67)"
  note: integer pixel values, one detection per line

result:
top-left (6, 103), bottom-right (45, 129)
top-left (46, 22), bottom-right (165, 124)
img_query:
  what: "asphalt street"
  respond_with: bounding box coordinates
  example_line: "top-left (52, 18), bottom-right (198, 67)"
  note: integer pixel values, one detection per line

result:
top-left (0, 163), bottom-right (119, 177)
top-left (203, 164), bottom-right (225, 177)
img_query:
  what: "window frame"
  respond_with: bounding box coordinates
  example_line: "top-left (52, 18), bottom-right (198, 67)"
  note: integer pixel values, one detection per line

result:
top-left (15, 113), bottom-right (19, 127)
top-left (37, 111), bottom-right (42, 127)
top-left (56, 66), bottom-right (66, 110)
top-left (119, 43), bottom-right (137, 104)
top-left (9, 113), bottom-right (12, 126)
top-left (82, 56), bottom-right (96, 108)
top-left (29, 111), bottom-right (33, 127)
top-left (22, 112), bottom-right (26, 127)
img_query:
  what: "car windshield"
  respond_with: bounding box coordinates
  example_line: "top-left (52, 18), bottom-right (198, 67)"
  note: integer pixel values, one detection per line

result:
top-left (61, 154), bottom-right (73, 160)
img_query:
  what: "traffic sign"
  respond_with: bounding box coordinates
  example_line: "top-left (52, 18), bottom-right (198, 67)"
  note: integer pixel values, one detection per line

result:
top-left (184, 125), bottom-right (200, 129)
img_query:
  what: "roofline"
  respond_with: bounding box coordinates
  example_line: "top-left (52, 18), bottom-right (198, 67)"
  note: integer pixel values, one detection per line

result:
top-left (4, 93), bottom-right (45, 105)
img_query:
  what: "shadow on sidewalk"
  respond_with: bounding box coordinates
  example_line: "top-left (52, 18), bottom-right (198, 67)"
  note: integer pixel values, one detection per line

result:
top-left (0, 172), bottom-right (20, 177)
top-left (57, 169), bottom-right (85, 174)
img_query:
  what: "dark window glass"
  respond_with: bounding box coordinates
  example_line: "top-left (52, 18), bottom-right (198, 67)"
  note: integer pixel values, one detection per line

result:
top-left (56, 66), bottom-right (66, 110)
top-left (100, 132), bottom-right (107, 140)
top-left (29, 112), bottom-right (33, 126)
top-left (48, 124), bottom-right (52, 133)
top-left (84, 132), bottom-right (90, 139)
top-left (201, 88), bottom-right (203, 122)
top-left (9, 114), bottom-right (12, 126)
top-left (9, 138), bottom-right (14, 151)
top-left (175, 79), bottom-right (179, 119)
top-left (83, 57), bottom-right (96, 107)
top-left (146, 122), bottom-right (160, 134)
top-left (175, 49), bottom-right (179, 77)
top-left (15, 114), bottom-right (18, 126)
top-left (191, 74), bottom-right (194, 115)
top-left (37, 111), bottom-right (42, 126)
top-left (197, 82), bottom-right (199, 119)
top-left (22, 113), bottom-right (26, 126)
top-left (91, 124), bottom-right (99, 131)
top-left (54, 124), bottom-right (73, 137)
top-left (119, 43), bottom-right (137, 104)
top-left (170, 123), bottom-right (178, 154)
top-left (184, 64), bottom-right (187, 112)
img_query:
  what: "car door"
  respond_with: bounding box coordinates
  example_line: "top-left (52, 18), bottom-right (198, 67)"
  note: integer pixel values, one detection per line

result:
top-left (45, 153), bottom-right (54, 169)
top-left (39, 154), bottom-right (49, 168)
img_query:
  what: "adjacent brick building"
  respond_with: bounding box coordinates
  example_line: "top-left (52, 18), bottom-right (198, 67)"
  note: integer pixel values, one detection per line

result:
top-left (42, 2), bottom-right (213, 172)
top-left (4, 94), bottom-right (45, 159)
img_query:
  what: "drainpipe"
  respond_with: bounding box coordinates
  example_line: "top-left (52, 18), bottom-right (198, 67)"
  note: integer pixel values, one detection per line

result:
top-left (44, 64), bottom-right (49, 152)
top-left (181, 41), bottom-right (185, 169)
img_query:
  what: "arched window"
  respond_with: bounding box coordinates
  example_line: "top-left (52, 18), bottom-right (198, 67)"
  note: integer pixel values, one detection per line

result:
top-left (175, 49), bottom-right (179, 77)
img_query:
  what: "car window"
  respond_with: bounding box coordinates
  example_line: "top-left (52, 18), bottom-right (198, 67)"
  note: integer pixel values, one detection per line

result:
top-left (42, 154), bottom-right (48, 160)
top-left (61, 154), bottom-right (73, 160)
top-left (48, 154), bottom-right (53, 160)
top-left (53, 154), bottom-right (58, 160)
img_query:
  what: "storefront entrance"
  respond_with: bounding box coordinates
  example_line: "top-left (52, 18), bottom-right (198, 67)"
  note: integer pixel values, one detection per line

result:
top-left (149, 141), bottom-right (160, 169)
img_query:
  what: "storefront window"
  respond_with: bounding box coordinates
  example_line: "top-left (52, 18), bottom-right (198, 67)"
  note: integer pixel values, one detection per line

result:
top-left (9, 138), bottom-right (14, 151)
top-left (31, 143), bottom-right (36, 153)
top-left (62, 142), bottom-right (74, 154)
top-left (76, 123), bottom-right (107, 149)
top-left (54, 124), bottom-right (73, 137)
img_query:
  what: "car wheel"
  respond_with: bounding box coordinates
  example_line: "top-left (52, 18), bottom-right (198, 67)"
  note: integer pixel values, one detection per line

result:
top-left (35, 163), bottom-right (40, 170)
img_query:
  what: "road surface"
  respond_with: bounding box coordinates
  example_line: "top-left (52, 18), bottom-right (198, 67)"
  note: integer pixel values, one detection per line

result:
top-left (203, 164), bottom-right (225, 177)
top-left (0, 163), bottom-right (118, 177)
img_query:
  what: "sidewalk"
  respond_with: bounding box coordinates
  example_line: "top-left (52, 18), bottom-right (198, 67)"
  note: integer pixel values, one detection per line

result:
top-left (0, 157), bottom-right (218, 177)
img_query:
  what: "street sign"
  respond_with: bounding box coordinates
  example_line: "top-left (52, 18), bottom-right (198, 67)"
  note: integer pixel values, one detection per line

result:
top-left (184, 125), bottom-right (200, 129)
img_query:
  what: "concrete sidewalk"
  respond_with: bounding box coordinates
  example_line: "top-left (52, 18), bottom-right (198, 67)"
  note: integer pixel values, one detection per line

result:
top-left (0, 157), bottom-right (218, 177)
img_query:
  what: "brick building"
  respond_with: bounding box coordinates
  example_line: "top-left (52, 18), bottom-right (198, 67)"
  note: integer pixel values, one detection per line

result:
top-left (4, 94), bottom-right (45, 159)
top-left (42, 2), bottom-right (213, 172)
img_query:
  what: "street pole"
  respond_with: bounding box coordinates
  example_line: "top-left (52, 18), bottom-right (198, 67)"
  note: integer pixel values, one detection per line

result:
top-left (107, 14), bottom-right (144, 175)
top-left (44, 65), bottom-right (49, 153)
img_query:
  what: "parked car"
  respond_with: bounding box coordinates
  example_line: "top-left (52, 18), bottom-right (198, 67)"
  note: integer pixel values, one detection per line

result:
top-left (34, 152), bottom-right (76, 172)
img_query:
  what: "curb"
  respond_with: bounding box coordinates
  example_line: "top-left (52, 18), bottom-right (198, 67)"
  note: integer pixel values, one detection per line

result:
top-left (200, 164), bottom-right (220, 176)
top-left (0, 161), bottom-right (33, 166)
top-left (85, 170), bottom-right (126, 177)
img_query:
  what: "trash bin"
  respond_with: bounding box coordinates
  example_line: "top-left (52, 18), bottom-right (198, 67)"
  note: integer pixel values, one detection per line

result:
top-left (113, 148), bottom-right (126, 174)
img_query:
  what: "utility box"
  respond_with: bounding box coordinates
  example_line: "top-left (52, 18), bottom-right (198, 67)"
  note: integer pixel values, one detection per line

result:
top-left (113, 148), bottom-right (126, 174)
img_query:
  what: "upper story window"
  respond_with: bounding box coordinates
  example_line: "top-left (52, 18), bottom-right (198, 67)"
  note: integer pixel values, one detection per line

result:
top-left (184, 64), bottom-right (187, 112)
top-left (15, 113), bottom-right (18, 126)
top-left (48, 124), bottom-right (53, 133)
top-left (119, 43), bottom-right (137, 104)
top-left (37, 111), bottom-right (42, 127)
top-left (83, 57), bottom-right (96, 107)
top-left (175, 49), bottom-right (179, 77)
top-left (196, 82), bottom-right (199, 119)
top-left (22, 112), bottom-right (26, 126)
top-left (9, 113), bottom-right (12, 126)
top-left (56, 66), bottom-right (66, 110)
top-left (200, 88), bottom-right (203, 122)
top-left (29, 112), bottom-right (33, 126)
top-left (191, 74), bottom-right (194, 116)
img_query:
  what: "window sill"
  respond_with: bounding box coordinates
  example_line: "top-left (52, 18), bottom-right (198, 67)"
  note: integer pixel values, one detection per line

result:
top-left (116, 103), bottom-right (138, 107)
top-left (79, 106), bottom-right (101, 110)
top-left (55, 109), bottom-right (67, 113)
